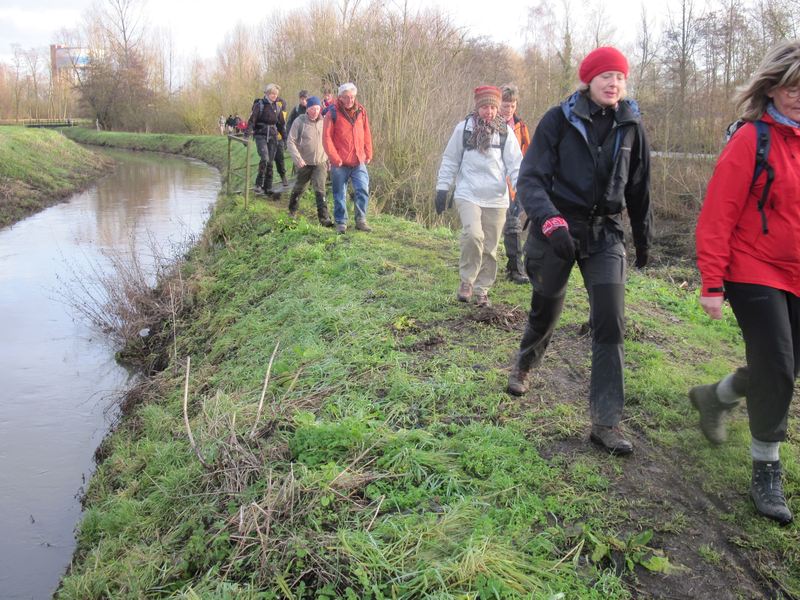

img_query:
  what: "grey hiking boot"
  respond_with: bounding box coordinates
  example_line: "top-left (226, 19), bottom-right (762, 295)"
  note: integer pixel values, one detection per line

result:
top-left (355, 219), bottom-right (372, 232)
top-left (507, 362), bottom-right (530, 396)
top-left (457, 281), bottom-right (473, 303)
top-left (590, 425), bottom-right (633, 456)
top-left (473, 290), bottom-right (491, 308)
top-left (689, 383), bottom-right (739, 445)
top-left (336, 223), bottom-right (347, 235)
top-left (281, 175), bottom-right (289, 187)
top-left (751, 460), bottom-right (793, 525)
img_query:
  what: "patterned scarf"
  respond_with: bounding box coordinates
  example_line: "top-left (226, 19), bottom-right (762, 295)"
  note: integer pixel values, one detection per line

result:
top-left (767, 101), bottom-right (800, 128)
top-left (466, 113), bottom-right (507, 154)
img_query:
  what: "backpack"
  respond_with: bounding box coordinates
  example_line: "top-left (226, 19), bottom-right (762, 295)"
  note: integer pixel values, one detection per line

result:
top-left (725, 119), bottom-right (773, 234)
top-left (444, 116), bottom-right (510, 210)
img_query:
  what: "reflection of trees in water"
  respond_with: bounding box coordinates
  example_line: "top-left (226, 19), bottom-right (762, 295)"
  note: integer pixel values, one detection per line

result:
top-left (86, 151), bottom-right (217, 250)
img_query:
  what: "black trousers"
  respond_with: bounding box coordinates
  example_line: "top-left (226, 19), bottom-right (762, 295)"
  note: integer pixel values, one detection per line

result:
top-left (726, 281), bottom-right (800, 442)
top-left (503, 201), bottom-right (524, 265)
top-left (275, 139), bottom-right (286, 178)
top-left (517, 235), bottom-right (627, 426)
top-left (255, 134), bottom-right (277, 191)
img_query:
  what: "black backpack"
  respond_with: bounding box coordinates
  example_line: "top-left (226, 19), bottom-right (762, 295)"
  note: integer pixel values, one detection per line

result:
top-left (725, 119), bottom-right (773, 234)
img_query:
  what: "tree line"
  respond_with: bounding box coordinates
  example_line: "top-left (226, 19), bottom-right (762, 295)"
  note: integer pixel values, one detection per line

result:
top-left (0, 0), bottom-right (797, 221)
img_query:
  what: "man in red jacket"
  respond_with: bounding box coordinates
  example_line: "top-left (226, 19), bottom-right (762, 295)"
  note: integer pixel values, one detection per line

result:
top-left (322, 82), bottom-right (373, 234)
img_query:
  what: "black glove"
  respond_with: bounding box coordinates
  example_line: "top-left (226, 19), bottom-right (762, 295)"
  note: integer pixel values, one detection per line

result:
top-left (548, 227), bottom-right (576, 261)
top-left (634, 246), bottom-right (648, 269)
top-left (435, 189), bottom-right (448, 215)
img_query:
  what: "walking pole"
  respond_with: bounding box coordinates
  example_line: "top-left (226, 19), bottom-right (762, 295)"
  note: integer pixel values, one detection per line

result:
top-left (244, 138), bottom-right (252, 210)
top-left (227, 136), bottom-right (232, 196)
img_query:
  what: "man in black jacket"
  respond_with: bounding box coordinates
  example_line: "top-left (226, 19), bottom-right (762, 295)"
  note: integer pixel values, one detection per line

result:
top-left (507, 47), bottom-right (652, 456)
top-left (247, 83), bottom-right (287, 198)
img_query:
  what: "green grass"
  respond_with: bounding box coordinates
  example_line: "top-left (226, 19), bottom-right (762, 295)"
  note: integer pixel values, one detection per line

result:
top-left (56, 130), bottom-right (799, 599)
top-left (0, 126), bottom-right (110, 227)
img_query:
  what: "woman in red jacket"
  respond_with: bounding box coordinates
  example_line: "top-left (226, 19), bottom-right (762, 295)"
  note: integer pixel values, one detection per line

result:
top-left (693, 40), bottom-right (800, 525)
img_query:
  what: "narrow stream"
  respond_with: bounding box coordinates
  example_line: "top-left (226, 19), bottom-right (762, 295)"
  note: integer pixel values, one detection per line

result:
top-left (0, 147), bottom-right (220, 599)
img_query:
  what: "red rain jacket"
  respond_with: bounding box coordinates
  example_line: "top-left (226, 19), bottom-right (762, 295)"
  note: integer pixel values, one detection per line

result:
top-left (696, 114), bottom-right (800, 296)
top-left (322, 101), bottom-right (373, 167)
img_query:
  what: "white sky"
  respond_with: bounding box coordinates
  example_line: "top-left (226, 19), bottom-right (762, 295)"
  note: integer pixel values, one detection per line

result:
top-left (0, 0), bottom-right (660, 67)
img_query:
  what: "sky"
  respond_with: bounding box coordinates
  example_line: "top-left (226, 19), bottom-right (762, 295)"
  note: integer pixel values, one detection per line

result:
top-left (0, 0), bottom-right (659, 67)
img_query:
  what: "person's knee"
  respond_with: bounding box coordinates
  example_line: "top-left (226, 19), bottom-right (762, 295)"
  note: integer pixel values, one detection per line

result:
top-left (591, 284), bottom-right (625, 344)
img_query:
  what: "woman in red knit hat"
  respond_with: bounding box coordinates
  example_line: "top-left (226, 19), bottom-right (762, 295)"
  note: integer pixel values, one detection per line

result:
top-left (507, 47), bottom-right (652, 456)
top-left (435, 85), bottom-right (523, 307)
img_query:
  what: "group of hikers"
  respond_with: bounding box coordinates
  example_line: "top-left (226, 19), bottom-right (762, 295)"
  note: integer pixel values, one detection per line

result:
top-left (242, 82), bottom-right (372, 234)
top-left (240, 41), bottom-right (799, 525)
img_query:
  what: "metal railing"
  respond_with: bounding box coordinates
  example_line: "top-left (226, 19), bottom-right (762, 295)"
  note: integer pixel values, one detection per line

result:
top-left (226, 134), bottom-right (254, 208)
top-left (0, 118), bottom-right (91, 128)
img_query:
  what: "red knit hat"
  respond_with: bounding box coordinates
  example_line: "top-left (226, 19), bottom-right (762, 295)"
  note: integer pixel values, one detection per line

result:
top-left (474, 86), bottom-right (502, 109)
top-left (578, 47), bottom-right (629, 84)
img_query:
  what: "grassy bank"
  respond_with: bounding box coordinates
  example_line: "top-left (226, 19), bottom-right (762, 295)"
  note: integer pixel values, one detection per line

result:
top-left (57, 131), bottom-right (798, 599)
top-left (0, 126), bottom-right (111, 228)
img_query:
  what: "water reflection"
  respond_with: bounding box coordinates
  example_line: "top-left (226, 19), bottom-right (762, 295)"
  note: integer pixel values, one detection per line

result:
top-left (0, 147), bottom-right (219, 600)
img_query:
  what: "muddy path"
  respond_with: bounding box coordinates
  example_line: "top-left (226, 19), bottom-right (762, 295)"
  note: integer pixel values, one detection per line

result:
top-left (443, 304), bottom-right (785, 600)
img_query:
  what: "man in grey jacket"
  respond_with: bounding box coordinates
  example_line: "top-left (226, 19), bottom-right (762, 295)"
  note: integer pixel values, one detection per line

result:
top-left (286, 96), bottom-right (333, 226)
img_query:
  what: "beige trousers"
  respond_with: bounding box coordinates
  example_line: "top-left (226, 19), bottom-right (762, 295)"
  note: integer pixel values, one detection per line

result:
top-left (455, 198), bottom-right (507, 294)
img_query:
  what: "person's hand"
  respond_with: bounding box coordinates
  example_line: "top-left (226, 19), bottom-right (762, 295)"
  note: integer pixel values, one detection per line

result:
top-left (542, 216), bottom-right (574, 261)
top-left (549, 227), bottom-right (576, 261)
top-left (635, 246), bottom-right (648, 268)
top-left (700, 295), bottom-right (724, 320)
top-left (435, 190), bottom-right (448, 215)
top-left (296, 159), bottom-right (306, 169)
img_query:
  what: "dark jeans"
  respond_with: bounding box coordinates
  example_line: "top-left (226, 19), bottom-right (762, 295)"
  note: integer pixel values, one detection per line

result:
top-left (255, 134), bottom-right (277, 191)
top-left (517, 235), bottom-right (627, 426)
top-left (726, 281), bottom-right (800, 442)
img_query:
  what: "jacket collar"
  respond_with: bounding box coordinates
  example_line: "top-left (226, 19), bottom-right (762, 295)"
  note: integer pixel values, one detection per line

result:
top-left (564, 91), bottom-right (641, 125)
top-left (762, 112), bottom-right (800, 137)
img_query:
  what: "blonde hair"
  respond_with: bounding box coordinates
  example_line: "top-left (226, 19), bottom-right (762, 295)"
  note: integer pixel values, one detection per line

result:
top-left (734, 40), bottom-right (800, 121)
top-left (501, 83), bottom-right (520, 102)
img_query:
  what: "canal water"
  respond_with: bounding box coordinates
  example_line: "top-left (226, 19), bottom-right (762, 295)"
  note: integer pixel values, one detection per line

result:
top-left (0, 147), bottom-right (220, 599)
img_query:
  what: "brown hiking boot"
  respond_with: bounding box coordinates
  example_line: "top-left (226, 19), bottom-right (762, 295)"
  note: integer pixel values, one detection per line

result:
top-left (507, 362), bottom-right (529, 396)
top-left (751, 460), bottom-right (793, 525)
top-left (281, 175), bottom-right (289, 187)
top-left (689, 383), bottom-right (738, 445)
top-left (473, 290), bottom-right (491, 308)
top-left (457, 281), bottom-right (473, 303)
top-left (590, 425), bottom-right (633, 456)
top-left (355, 219), bottom-right (372, 232)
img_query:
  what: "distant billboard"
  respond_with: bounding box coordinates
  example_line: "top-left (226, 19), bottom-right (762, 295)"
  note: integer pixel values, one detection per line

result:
top-left (51, 45), bottom-right (90, 74)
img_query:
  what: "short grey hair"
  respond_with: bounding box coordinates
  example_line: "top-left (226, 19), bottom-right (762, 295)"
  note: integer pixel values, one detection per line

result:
top-left (264, 83), bottom-right (280, 95)
top-left (338, 82), bottom-right (357, 96)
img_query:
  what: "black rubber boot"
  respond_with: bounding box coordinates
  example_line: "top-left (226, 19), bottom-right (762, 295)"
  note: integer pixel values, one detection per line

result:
top-left (751, 460), bottom-right (793, 525)
top-left (506, 256), bottom-right (529, 284)
top-left (288, 191), bottom-right (301, 217)
top-left (315, 192), bottom-right (333, 227)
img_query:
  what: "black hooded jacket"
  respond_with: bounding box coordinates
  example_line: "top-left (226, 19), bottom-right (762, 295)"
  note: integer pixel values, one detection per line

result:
top-left (517, 91), bottom-right (652, 255)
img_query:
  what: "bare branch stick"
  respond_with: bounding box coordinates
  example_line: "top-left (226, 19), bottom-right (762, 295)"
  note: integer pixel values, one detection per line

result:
top-left (249, 341), bottom-right (280, 439)
top-left (183, 356), bottom-right (210, 468)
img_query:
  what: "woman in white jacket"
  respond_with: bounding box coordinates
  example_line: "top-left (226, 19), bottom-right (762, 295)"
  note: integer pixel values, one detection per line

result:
top-left (435, 86), bottom-right (522, 307)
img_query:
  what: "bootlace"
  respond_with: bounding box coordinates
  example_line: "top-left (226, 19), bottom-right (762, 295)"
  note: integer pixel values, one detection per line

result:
top-left (755, 464), bottom-right (786, 503)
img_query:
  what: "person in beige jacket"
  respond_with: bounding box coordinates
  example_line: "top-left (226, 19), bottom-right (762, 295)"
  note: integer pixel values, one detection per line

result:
top-left (286, 96), bottom-right (333, 226)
